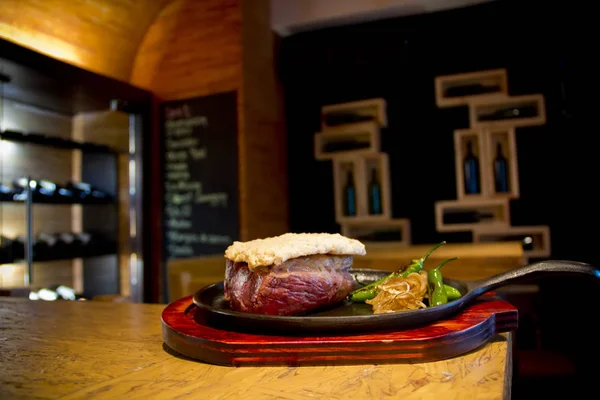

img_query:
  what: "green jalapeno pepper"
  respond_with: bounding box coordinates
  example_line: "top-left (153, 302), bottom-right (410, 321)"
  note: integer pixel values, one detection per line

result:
top-left (349, 241), bottom-right (447, 302)
top-left (427, 257), bottom-right (458, 307)
top-left (444, 284), bottom-right (462, 301)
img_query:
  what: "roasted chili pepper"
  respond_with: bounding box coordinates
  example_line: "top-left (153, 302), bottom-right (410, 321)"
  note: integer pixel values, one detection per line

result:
top-left (349, 241), bottom-right (447, 302)
top-left (427, 257), bottom-right (458, 307)
top-left (444, 284), bottom-right (462, 301)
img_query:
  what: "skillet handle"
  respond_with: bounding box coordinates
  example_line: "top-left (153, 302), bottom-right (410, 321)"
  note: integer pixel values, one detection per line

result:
top-left (467, 260), bottom-right (600, 298)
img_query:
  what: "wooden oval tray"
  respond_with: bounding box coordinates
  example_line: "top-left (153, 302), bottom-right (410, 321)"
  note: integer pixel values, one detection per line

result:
top-left (161, 293), bottom-right (518, 367)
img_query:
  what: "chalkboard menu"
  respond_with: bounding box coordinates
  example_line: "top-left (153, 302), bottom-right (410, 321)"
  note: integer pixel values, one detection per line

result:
top-left (160, 91), bottom-right (239, 260)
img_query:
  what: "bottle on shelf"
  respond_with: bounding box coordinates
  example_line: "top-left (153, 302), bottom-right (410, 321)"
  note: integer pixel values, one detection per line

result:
top-left (368, 166), bottom-right (382, 215)
top-left (0, 183), bottom-right (14, 202)
top-left (493, 142), bottom-right (509, 193)
top-left (478, 105), bottom-right (537, 121)
top-left (0, 235), bottom-right (15, 263)
top-left (35, 232), bottom-right (58, 261)
top-left (498, 235), bottom-right (534, 251)
top-left (343, 168), bottom-right (356, 217)
top-left (55, 233), bottom-right (76, 258)
top-left (463, 139), bottom-right (481, 195)
top-left (65, 181), bottom-right (113, 204)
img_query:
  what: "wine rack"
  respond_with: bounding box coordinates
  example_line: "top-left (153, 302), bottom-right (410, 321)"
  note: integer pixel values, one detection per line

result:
top-left (315, 98), bottom-right (411, 246)
top-left (340, 218), bottom-right (411, 247)
top-left (321, 98), bottom-right (387, 129)
top-left (0, 40), bottom-right (149, 300)
top-left (469, 94), bottom-right (546, 129)
top-left (435, 198), bottom-right (510, 233)
top-left (314, 121), bottom-right (380, 161)
top-left (332, 153), bottom-right (391, 223)
top-left (435, 69), bottom-right (508, 108)
top-left (433, 68), bottom-right (550, 259)
top-left (472, 225), bottom-right (550, 259)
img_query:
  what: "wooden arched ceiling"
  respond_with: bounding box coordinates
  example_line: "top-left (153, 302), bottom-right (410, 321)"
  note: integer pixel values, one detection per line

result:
top-left (130, 0), bottom-right (242, 100)
top-left (0, 0), bottom-right (173, 82)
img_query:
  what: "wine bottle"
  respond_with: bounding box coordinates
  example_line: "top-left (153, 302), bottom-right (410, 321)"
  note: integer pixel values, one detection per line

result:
top-left (56, 233), bottom-right (76, 258)
top-left (73, 232), bottom-right (92, 257)
top-left (36, 232), bottom-right (58, 261)
top-left (494, 142), bottom-right (509, 193)
top-left (0, 184), bottom-right (14, 202)
top-left (343, 169), bottom-right (356, 216)
top-left (368, 167), bottom-right (382, 215)
top-left (463, 140), bottom-right (481, 194)
top-left (443, 211), bottom-right (495, 225)
top-left (0, 235), bottom-right (15, 263)
top-left (66, 182), bottom-right (92, 202)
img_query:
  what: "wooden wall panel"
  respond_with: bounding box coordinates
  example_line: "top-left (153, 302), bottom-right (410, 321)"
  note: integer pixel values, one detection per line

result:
top-left (239, 0), bottom-right (289, 240)
top-left (72, 111), bottom-right (130, 153)
top-left (0, 0), bottom-right (172, 82)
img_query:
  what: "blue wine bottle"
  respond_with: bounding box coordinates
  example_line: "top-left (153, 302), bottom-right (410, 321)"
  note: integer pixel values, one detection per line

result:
top-left (494, 142), bottom-right (509, 193)
top-left (344, 169), bottom-right (356, 216)
top-left (368, 167), bottom-right (382, 215)
top-left (463, 140), bottom-right (480, 194)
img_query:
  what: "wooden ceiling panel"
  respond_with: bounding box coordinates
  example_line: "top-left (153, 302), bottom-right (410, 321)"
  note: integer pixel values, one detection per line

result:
top-left (0, 0), bottom-right (173, 82)
top-left (130, 0), bottom-right (242, 99)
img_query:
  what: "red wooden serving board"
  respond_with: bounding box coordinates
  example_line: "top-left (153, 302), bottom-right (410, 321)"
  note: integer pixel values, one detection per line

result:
top-left (161, 293), bottom-right (518, 367)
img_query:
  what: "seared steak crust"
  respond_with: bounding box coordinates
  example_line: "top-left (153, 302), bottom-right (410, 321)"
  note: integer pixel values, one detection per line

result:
top-left (224, 254), bottom-right (354, 316)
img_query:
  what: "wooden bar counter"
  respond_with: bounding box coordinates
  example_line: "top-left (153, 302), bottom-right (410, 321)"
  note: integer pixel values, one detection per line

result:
top-left (0, 297), bottom-right (513, 399)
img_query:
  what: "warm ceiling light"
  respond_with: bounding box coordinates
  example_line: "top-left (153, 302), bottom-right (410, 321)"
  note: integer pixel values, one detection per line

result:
top-left (0, 26), bottom-right (83, 66)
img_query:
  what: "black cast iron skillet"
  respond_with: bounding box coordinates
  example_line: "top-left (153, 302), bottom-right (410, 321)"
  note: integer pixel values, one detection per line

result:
top-left (192, 260), bottom-right (600, 335)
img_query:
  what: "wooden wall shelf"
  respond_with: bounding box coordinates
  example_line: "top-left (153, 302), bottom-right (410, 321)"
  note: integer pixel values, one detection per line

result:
top-left (314, 121), bottom-right (380, 161)
top-left (469, 94), bottom-right (546, 129)
top-left (472, 225), bottom-right (550, 259)
top-left (332, 153), bottom-right (391, 223)
top-left (435, 69), bottom-right (508, 108)
top-left (1, 129), bottom-right (116, 153)
top-left (454, 127), bottom-right (520, 201)
top-left (340, 218), bottom-right (411, 247)
top-left (434, 198), bottom-right (510, 233)
top-left (321, 98), bottom-right (387, 129)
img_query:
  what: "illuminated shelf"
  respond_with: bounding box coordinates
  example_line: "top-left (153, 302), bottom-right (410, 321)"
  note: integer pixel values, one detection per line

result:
top-left (321, 98), bottom-right (387, 129)
top-left (434, 198), bottom-right (510, 233)
top-left (0, 129), bottom-right (116, 153)
top-left (472, 225), bottom-right (550, 258)
top-left (332, 153), bottom-right (391, 224)
top-left (314, 121), bottom-right (380, 161)
top-left (468, 94), bottom-right (546, 129)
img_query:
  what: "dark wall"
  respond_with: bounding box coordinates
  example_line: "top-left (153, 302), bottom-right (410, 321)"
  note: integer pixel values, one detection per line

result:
top-left (280, 0), bottom-right (598, 267)
top-left (279, 1), bottom-right (600, 386)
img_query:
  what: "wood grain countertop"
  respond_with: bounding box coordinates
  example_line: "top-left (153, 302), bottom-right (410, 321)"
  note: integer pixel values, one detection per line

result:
top-left (0, 298), bottom-right (513, 400)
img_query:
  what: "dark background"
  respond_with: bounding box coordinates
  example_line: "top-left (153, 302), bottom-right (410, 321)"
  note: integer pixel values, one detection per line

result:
top-left (279, 0), bottom-right (598, 396)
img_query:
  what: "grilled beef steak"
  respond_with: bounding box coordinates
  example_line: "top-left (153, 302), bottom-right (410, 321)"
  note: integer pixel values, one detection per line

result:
top-left (224, 254), bottom-right (355, 316)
